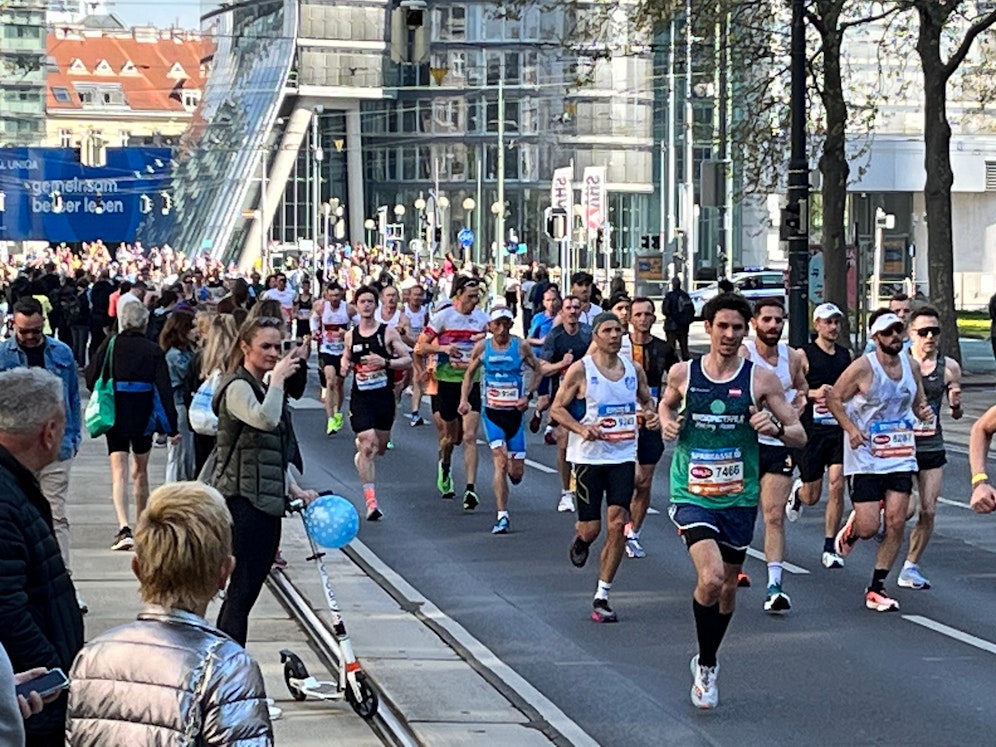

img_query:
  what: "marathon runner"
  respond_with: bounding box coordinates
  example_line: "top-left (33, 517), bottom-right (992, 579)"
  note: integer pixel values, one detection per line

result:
top-left (551, 312), bottom-right (658, 623)
top-left (458, 307), bottom-right (542, 534)
top-left (526, 286), bottom-right (561, 440)
top-left (400, 283), bottom-right (430, 427)
top-left (340, 285), bottom-right (411, 521)
top-left (416, 276), bottom-right (489, 508)
top-left (787, 303), bottom-right (852, 570)
top-left (661, 293), bottom-right (805, 709)
top-left (293, 277), bottom-right (314, 345)
top-left (539, 296), bottom-right (593, 513)
top-left (741, 297), bottom-right (807, 612)
top-left (899, 306), bottom-right (962, 589)
top-left (625, 296), bottom-right (679, 558)
top-left (569, 271), bottom-right (603, 325)
top-left (311, 282), bottom-right (354, 436)
top-left (862, 292), bottom-right (912, 355)
top-left (969, 405), bottom-right (996, 514)
top-left (825, 308), bottom-right (934, 612)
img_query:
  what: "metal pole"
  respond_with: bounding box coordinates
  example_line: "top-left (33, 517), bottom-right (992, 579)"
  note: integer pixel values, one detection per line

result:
top-left (496, 55), bottom-right (506, 295)
top-left (312, 111), bottom-right (322, 248)
top-left (475, 146), bottom-right (483, 266)
top-left (666, 19), bottom-right (677, 259)
top-left (787, 0), bottom-right (809, 347)
top-left (683, 0), bottom-right (696, 292)
top-left (260, 152), bottom-right (268, 273)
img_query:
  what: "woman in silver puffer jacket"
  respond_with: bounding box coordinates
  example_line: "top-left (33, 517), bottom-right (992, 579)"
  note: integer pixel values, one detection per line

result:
top-left (66, 481), bottom-right (273, 745)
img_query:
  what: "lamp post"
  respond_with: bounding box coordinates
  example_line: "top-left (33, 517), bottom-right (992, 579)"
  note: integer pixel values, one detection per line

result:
top-left (462, 197), bottom-right (475, 264)
top-left (414, 196), bottom-right (427, 270)
top-left (392, 204), bottom-right (405, 256)
top-left (436, 194), bottom-right (450, 264)
top-left (364, 218), bottom-right (375, 248)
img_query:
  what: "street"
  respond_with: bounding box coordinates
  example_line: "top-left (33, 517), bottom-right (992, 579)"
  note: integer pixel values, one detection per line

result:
top-left (285, 369), bottom-right (996, 746)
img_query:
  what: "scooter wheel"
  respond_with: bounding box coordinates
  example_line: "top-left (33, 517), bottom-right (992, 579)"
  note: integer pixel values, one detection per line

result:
top-left (345, 671), bottom-right (379, 719)
top-left (282, 653), bottom-right (309, 702)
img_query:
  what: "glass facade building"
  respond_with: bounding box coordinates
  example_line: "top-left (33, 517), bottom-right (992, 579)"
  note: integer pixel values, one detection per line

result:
top-left (0, 0), bottom-right (47, 146)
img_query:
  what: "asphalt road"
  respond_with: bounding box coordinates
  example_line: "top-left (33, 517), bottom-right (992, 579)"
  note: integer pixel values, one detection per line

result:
top-left (289, 378), bottom-right (996, 746)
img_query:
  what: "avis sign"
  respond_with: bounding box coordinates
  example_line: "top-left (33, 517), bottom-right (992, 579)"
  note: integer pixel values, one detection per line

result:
top-left (582, 166), bottom-right (606, 235)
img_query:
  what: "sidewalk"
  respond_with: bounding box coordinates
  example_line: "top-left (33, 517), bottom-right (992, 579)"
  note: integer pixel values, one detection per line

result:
top-left (69, 426), bottom-right (559, 745)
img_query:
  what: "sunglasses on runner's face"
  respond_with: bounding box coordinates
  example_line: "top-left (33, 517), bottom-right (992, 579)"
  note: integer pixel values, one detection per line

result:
top-left (255, 316), bottom-right (284, 327)
top-left (914, 326), bottom-right (941, 338)
top-left (880, 324), bottom-right (904, 337)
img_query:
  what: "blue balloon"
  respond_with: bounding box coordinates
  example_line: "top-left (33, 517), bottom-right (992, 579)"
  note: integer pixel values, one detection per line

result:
top-left (303, 494), bottom-right (359, 549)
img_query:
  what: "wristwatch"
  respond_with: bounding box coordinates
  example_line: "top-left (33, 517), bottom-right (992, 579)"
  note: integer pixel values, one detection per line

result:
top-left (770, 415), bottom-right (785, 439)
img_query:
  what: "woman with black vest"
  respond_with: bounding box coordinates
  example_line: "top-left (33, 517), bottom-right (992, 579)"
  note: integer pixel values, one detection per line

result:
top-left (212, 317), bottom-right (318, 646)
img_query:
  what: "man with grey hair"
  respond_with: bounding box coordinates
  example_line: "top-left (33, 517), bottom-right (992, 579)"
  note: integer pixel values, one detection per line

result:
top-left (0, 296), bottom-right (84, 612)
top-left (0, 367), bottom-right (85, 746)
top-left (115, 280), bottom-right (147, 332)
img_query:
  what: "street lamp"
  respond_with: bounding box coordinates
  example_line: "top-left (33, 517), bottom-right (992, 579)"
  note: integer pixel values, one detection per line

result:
top-left (364, 218), bottom-right (375, 248)
top-left (393, 204), bottom-right (406, 219)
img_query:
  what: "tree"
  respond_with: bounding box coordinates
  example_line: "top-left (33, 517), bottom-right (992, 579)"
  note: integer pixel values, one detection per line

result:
top-left (905, 1), bottom-right (996, 362)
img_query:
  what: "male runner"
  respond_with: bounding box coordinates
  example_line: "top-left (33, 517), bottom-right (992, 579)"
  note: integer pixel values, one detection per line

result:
top-left (340, 286), bottom-right (411, 520)
top-left (416, 276), bottom-right (489, 508)
top-left (968, 405), bottom-right (996, 513)
top-left (551, 312), bottom-right (658, 623)
top-left (539, 296), bottom-right (592, 512)
top-left (741, 297), bottom-right (807, 612)
top-left (400, 283), bottom-right (430, 426)
top-left (826, 308), bottom-right (933, 611)
top-left (661, 293), bottom-right (805, 709)
top-left (625, 296), bottom-right (679, 558)
top-left (526, 286), bottom-right (561, 438)
top-left (899, 306), bottom-right (962, 589)
top-left (862, 292), bottom-right (912, 355)
top-left (458, 307), bottom-right (542, 534)
top-left (312, 282), bottom-right (353, 435)
top-left (569, 271), bottom-right (603, 325)
top-left (787, 303), bottom-right (852, 569)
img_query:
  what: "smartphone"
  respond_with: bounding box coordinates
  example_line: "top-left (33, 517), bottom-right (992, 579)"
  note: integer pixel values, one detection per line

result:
top-left (15, 668), bottom-right (69, 699)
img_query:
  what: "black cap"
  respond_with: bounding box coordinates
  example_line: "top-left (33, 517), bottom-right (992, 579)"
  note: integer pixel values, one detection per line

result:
top-left (451, 275), bottom-right (481, 297)
top-left (570, 271), bottom-right (593, 286)
top-left (607, 291), bottom-right (632, 309)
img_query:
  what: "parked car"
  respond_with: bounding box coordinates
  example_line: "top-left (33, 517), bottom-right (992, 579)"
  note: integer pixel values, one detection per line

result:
top-left (690, 269), bottom-right (788, 319)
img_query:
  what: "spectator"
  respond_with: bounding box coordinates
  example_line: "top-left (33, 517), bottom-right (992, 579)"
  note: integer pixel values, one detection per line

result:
top-left (663, 276), bottom-right (694, 360)
top-left (115, 280), bottom-right (147, 332)
top-left (88, 270), bottom-right (114, 360)
top-left (69, 278), bottom-right (91, 367)
top-left (66, 481), bottom-right (274, 744)
top-left (85, 301), bottom-right (178, 552)
top-left (187, 313), bottom-right (239, 475)
top-left (160, 311), bottom-right (198, 482)
top-left (1, 642), bottom-right (52, 747)
top-left (0, 368), bottom-right (84, 747)
top-left (212, 317), bottom-right (316, 646)
top-left (0, 297), bottom-right (84, 612)
top-left (520, 269), bottom-right (536, 335)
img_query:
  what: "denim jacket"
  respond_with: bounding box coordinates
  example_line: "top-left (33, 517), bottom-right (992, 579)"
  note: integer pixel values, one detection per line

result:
top-left (0, 336), bottom-right (82, 461)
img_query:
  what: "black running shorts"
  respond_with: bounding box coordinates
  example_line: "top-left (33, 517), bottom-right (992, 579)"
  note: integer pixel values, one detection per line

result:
top-left (349, 389), bottom-right (396, 433)
top-left (848, 472), bottom-right (914, 504)
top-left (431, 380), bottom-right (480, 422)
top-left (573, 461), bottom-right (634, 523)
top-left (797, 427), bottom-right (843, 483)
top-left (759, 444), bottom-right (794, 477)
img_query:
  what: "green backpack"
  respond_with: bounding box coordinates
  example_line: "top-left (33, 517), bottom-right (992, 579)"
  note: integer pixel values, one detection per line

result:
top-left (85, 337), bottom-right (116, 438)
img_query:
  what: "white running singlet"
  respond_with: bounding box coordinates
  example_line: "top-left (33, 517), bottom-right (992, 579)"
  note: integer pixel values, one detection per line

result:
top-left (566, 356), bottom-right (639, 465)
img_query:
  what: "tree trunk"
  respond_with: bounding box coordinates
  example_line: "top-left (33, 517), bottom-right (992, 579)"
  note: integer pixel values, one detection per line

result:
top-left (819, 21), bottom-right (851, 347)
top-left (917, 12), bottom-right (962, 363)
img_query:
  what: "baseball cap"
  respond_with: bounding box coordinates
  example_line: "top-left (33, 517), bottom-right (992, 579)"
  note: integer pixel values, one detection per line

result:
top-left (607, 291), bottom-right (632, 309)
top-left (813, 302), bottom-right (843, 322)
top-left (489, 306), bottom-right (514, 322)
top-left (451, 275), bottom-right (480, 296)
top-left (869, 312), bottom-right (903, 336)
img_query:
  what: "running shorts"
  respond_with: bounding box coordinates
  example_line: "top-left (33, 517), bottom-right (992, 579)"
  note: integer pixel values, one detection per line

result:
top-left (759, 444), bottom-right (794, 477)
top-left (483, 408), bottom-right (526, 458)
top-left (797, 427), bottom-right (843, 483)
top-left (573, 461), bottom-right (635, 523)
top-left (637, 426), bottom-right (665, 466)
top-left (349, 389), bottom-right (396, 433)
top-left (431, 380), bottom-right (480, 422)
top-left (668, 503), bottom-right (758, 565)
top-left (915, 450), bottom-right (946, 472)
top-left (848, 472), bottom-right (914, 504)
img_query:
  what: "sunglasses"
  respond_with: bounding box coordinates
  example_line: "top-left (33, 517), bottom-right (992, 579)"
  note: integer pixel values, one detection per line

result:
top-left (879, 324), bottom-right (905, 337)
top-left (16, 326), bottom-right (44, 336)
top-left (914, 326), bottom-right (941, 338)
top-left (255, 316), bottom-right (285, 327)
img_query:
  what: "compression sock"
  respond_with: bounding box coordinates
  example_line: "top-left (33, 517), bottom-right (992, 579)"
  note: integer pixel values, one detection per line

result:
top-left (767, 562), bottom-right (783, 587)
top-left (441, 461), bottom-right (451, 478)
top-left (869, 568), bottom-right (889, 593)
top-left (693, 599), bottom-right (729, 668)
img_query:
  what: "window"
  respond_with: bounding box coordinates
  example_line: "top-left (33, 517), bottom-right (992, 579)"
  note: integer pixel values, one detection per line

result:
top-left (51, 86), bottom-right (71, 103)
top-left (183, 90), bottom-right (201, 109)
top-left (119, 130), bottom-right (131, 146)
top-left (58, 128), bottom-right (72, 147)
top-left (434, 6), bottom-right (466, 41)
top-left (78, 89), bottom-right (94, 104)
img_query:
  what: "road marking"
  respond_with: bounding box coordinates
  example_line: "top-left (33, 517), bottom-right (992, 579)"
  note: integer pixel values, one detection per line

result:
top-left (473, 439), bottom-right (559, 474)
top-left (348, 539), bottom-right (600, 747)
top-left (289, 397), bottom-right (326, 410)
top-left (903, 615), bottom-right (996, 656)
top-left (745, 547), bottom-right (811, 574)
top-left (938, 496), bottom-right (971, 510)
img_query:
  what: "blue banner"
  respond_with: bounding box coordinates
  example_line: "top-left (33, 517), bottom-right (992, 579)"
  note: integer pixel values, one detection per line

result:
top-left (0, 147), bottom-right (173, 243)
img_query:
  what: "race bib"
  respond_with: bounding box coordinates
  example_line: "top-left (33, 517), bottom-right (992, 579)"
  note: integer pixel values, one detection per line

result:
top-left (321, 327), bottom-right (345, 356)
top-left (869, 419), bottom-right (915, 458)
top-left (688, 448), bottom-right (745, 496)
top-left (813, 401), bottom-right (836, 426)
top-left (597, 403), bottom-right (637, 442)
top-left (355, 364), bottom-right (388, 391)
top-left (486, 382), bottom-right (520, 409)
top-left (913, 412), bottom-right (937, 438)
top-left (449, 341), bottom-right (476, 369)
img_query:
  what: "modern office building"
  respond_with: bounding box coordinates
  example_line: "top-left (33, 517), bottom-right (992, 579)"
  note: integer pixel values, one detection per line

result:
top-left (1, 0), bottom-right (47, 146)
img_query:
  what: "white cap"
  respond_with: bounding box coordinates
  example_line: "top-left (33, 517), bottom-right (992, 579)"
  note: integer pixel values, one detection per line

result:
top-left (869, 312), bottom-right (903, 336)
top-left (813, 302), bottom-right (843, 321)
top-left (490, 306), bottom-right (514, 322)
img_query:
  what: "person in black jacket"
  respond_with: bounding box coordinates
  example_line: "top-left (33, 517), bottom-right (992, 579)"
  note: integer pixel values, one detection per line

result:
top-left (85, 301), bottom-right (178, 552)
top-left (88, 271), bottom-right (114, 361)
top-left (0, 367), bottom-right (85, 747)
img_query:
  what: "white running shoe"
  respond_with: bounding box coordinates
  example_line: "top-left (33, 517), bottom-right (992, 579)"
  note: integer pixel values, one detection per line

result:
top-left (821, 550), bottom-right (845, 569)
top-left (785, 478), bottom-right (803, 522)
top-left (557, 491), bottom-right (575, 513)
top-left (624, 535), bottom-right (646, 558)
top-left (690, 655), bottom-right (719, 709)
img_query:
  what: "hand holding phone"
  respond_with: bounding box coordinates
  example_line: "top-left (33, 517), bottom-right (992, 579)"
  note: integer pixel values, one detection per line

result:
top-left (15, 668), bottom-right (69, 700)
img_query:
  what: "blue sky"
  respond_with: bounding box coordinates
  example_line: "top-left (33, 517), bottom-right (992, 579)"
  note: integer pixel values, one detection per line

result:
top-left (108, 0), bottom-right (203, 29)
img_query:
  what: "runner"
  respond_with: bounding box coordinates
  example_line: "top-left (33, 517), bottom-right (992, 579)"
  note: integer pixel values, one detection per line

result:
top-left (458, 307), bottom-right (542, 534)
top-left (526, 285), bottom-right (561, 442)
top-left (551, 312), bottom-right (658, 623)
top-left (900, 306), bottom-right (962, 589)
top-left (400, 283), bottom-right (430, 427)
top-left (375, 285), bottom-right (403, 328)
top-left (660, 292), bottom-right (805, 709)
top-left (539, 296), bottom-right (593, 513)
top-left (825, 308), bottom-right (934, 612)
top-left (416, 276), bottom-right (489, 508)
top-left (569, 271), bottom-right (603, 325)
top-left (787, 303), bottom-right (852, 570)
top-left (969, 405), bottom-right (996, 513)
top-left (862, 292), bottom-right (912, 354)
top-left (311, 282), bottom-right (353, 436)
top-left (293, 277), bottom-right (315, 345)
top-left (340, 285), bottom-right (411, 521)
top-left (741, 297), bottom-right (807, 612)
top-left (625, 296), bottom-right (679, 559)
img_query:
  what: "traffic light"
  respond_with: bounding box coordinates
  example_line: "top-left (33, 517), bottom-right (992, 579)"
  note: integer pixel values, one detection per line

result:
top-left (780, 201), bottom-right (801, 240)
top-left (651, 235), bottom-right (662, 250)
top-left (641, 234), bottom-right (650, 250)
top-left (546, 207), bottom-right (568, 240)
top-left (401, 0), bottom-right (426, 28)
top-left (434, 226), bottom-right (442, 242)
